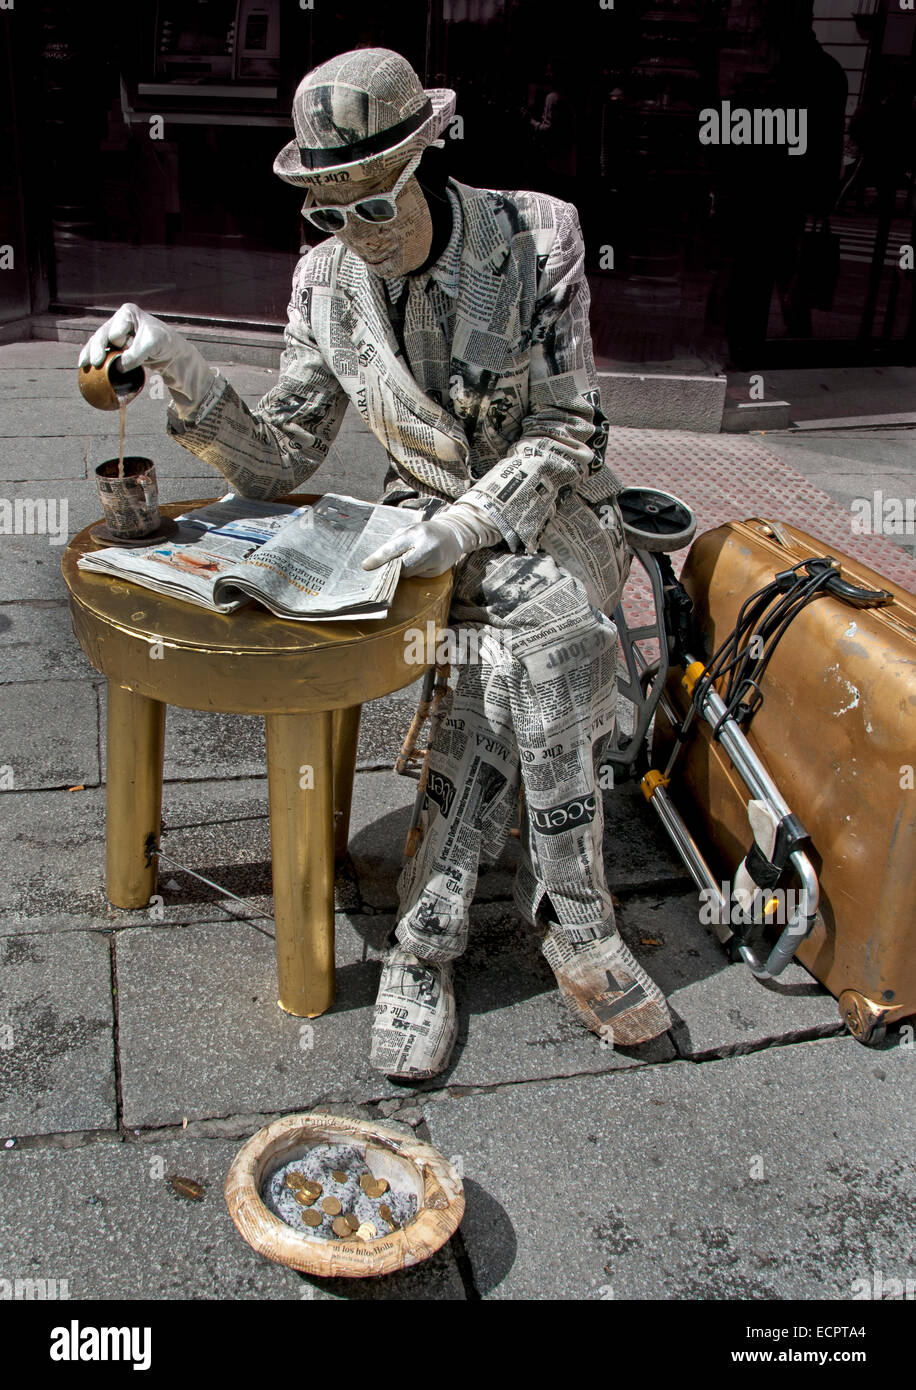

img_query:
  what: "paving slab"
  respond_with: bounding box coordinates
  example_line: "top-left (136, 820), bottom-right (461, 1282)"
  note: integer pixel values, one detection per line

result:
top-left (0, 600), bottom-right (98, 683)
top-left (449, 901), bottom-right (676, 1086)
top-left (0, 679), bottom-right (99, 790)
top-left (115, 914), bottom-right (401, 1127)
top-left (1, 537), bottom-right (78, 601)
top-left (0, 397), bottom-right (172, 438)
top-left (615, 889), bottom-right (840, 1055)
top-left (602, 780), bottom-right (691, 893)
top-left (87, 430), bottom-right (221, 479)
top-left (0, 366), bottom-right (98, 399)
top-left (0, 1133), bottom-right (465, 1300)
top-left (0, 777), bottom-right (358, 936)
top-left (0, 931), bottom-right (115, 1136)
top-left (0, 477), bottom-right (111, 544)
top-left (215, 362), bottom-right (278, 396)
top-left (606, 422), bottom-right (916, 591)
top-left (755, 433), bottom-right (916, 558)
top-left (422, 1035), bottom-right (916, 1300)
top-left (0, 435), bottom-right (89, 482)
top-left (116, 895), bottom-right (675, 1131)
top-left (352, 676), bottom-right (425, 769)
top-left (96, 682), bottom-right (267, 784)
top-left (0, 477), bottom-right (253, 598)
top-left (0, 341), bottom-right (81, 368)
top-left (760, 429), bottom-right (916, 473)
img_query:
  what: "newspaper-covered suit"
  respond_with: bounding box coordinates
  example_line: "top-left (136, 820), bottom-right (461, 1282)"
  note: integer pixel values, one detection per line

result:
top-left (167, 178), bottom-right (641, 957)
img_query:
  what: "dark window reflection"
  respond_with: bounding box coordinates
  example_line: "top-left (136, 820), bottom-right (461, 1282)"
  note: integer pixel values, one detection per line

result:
top-left (30, 0), bottom-right (916, 362)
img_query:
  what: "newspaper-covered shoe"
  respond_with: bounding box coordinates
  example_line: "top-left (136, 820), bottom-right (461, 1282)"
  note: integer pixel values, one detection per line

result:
top-left (369, 945), bottom-right (458, 1080)
top-left (541, 926), bottom-right (671, 1046)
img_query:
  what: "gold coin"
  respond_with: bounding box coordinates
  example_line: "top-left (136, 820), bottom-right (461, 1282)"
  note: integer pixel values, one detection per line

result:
top-left (360, 1175), bottom-right (390, 1199)
top-left (355, 1222), bottom-right (377, 1241)
top-left (301, 1209), bottom-right (322, 1228)
top-left (293, 1189), bottom-right (317, 1207)
top-left (331, 1216), bottom-right (351, 1238)
top-left (302, 1180), bottom-right (321, 1198)
top-left (332, 1169), bottom-right (348, 1184)
top-left (378, 1203), bottom-right (392, 1223)
top-left (321, 1196), bottom-right (342, 1216)
top-left (344, 1212), bottom-right (360, 1231)
top-left (285, 1172), bottom-right (307, 1191)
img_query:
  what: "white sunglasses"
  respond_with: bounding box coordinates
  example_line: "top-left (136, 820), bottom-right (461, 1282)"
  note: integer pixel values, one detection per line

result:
top-left (302, 151), bottom-right (424, 233)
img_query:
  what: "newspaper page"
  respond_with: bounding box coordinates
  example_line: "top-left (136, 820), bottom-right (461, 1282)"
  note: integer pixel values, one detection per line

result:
top-left (396, 563), bottom-right (620, 952)
top-left (77, 494), bottom-right (416, 621)
top-left (75, 497), bottom-right (304, 613)
top-left (212, 493), bottom-right (416, 619)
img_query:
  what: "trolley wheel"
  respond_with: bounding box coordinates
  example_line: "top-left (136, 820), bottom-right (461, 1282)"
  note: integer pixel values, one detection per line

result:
top-left (839, 990), bottom-right (888, 1046)
top-left (618, 487), bottom-right (697, 553)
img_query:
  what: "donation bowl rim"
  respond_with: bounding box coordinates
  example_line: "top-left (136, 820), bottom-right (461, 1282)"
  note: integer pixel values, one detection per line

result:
top-left (224, 1110), bottom-right (465, 1279)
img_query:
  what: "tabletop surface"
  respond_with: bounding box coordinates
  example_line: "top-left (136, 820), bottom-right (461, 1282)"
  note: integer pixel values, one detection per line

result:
top-left (61, 495), bottom-right (453, 656)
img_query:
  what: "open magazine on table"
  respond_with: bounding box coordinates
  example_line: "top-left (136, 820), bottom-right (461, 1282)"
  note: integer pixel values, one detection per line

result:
top-left (76, 493), bottom-right (418, 621)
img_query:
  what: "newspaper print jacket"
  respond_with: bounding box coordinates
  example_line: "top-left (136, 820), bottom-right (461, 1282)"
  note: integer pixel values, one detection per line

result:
top-left (167, 178), bottom-right (624, 559)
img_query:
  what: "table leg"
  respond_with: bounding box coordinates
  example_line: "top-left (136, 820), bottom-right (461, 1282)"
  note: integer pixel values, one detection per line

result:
top-left (105, 681), bottom-right (165, 909)
top-left (265, 710), bottom-right (335, 1018)
top-left (332, 704), bottom-right (362, 860)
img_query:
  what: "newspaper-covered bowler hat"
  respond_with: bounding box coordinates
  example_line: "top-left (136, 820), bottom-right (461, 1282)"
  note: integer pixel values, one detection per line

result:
top-left (274, 48), bottom-right (456, 186)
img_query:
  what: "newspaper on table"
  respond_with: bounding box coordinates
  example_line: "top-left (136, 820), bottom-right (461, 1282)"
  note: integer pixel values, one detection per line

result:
top-left (76, 493), bottom-right (417, 621)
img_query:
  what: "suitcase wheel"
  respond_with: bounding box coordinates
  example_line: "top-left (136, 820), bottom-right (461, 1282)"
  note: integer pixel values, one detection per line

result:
top-left (839, 989), bottom-right (888, 1046)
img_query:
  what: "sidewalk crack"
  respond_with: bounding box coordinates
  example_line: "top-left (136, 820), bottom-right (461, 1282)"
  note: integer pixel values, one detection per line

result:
top-left (109, 934), bottom-right (127, 1135)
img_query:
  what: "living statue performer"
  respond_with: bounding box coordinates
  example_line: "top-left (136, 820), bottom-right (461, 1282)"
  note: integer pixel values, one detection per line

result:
top-left (80, 49), bottom-right (671, 1078)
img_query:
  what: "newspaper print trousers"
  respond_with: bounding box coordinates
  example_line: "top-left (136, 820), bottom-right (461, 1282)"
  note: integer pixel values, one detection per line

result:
top-left (395, 494), bottom-right (632, 965)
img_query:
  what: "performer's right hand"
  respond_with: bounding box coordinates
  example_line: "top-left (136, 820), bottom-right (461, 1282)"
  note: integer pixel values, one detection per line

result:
top-left (78, 303), bottom-right (218, 419)
top-left (80, 303), bottom-right (183, 374)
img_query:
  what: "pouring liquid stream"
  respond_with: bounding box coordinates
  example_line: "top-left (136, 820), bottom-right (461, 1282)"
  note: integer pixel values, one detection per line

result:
top-left (117, 400), bottom-right (126, 479)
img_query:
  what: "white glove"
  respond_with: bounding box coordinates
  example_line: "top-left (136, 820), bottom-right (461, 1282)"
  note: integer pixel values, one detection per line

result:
top-left (362, 500), bottom-right (503, 577)
top-left (78, 303), bottom-right (218, 419)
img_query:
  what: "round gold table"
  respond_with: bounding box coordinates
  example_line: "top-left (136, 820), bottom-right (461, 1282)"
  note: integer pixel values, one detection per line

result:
top-left (61, 496), bottom-right (452, 1018)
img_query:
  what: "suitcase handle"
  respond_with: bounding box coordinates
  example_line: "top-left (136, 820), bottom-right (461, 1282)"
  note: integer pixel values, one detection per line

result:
top-left (776, 557), bottom-right (894, 609)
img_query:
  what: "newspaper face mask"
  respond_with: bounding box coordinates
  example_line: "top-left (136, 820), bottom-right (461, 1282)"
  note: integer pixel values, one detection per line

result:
top-left (310, 165), bottom-right (433, 278)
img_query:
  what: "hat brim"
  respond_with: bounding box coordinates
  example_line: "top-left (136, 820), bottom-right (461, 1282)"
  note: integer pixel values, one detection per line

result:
top-left (273, 88), bottom-right (456, 188)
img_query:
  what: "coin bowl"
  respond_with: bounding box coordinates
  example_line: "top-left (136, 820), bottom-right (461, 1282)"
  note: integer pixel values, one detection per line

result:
top-left (224, 1111), bottom-right (465, 1279)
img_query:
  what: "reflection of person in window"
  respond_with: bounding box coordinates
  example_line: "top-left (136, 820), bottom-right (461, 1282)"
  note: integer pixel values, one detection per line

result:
top-left (527, 61), bottom-right (579, 201)
top-left (709, 0), bottom-right (847, 363)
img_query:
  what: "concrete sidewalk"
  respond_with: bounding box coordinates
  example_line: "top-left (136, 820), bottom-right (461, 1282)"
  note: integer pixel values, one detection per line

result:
top-left (0, 340), bottom-right (913, 1301)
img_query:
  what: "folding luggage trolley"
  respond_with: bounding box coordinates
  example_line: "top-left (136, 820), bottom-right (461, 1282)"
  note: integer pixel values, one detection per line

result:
top-left (396, 488), bottom-right (908, 1045)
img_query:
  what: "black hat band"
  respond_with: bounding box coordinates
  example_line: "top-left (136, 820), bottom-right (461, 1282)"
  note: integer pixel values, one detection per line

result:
top-left (298, 99), bottom-right (433, 169)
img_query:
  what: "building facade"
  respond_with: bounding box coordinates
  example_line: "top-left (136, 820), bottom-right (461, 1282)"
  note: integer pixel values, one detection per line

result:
top-left (3, 0), bottom-right (914, 368)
